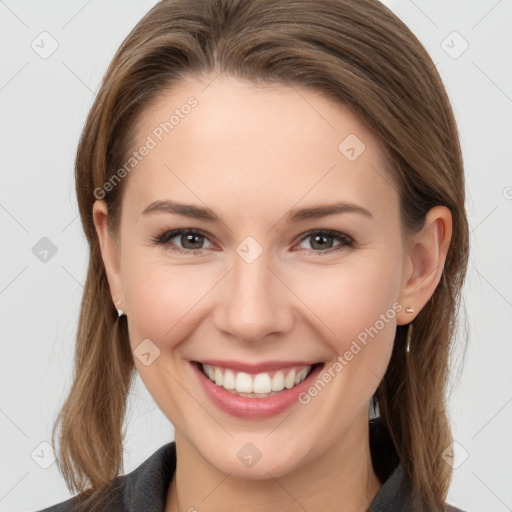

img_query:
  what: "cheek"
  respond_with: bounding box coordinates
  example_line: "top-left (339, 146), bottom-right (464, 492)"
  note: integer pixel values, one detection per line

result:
top-left (121, 252), bottom-right (220, 422)
top-left (288, 253), bottom-right (401, 366)
top-left (122, 251), bottom-right (217, 350)
top-left (290, 259), bottom-right (401, 416)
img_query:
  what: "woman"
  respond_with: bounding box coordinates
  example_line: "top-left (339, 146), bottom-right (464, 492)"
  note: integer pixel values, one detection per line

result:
top-left (37, 0), bottom-right (469, 510)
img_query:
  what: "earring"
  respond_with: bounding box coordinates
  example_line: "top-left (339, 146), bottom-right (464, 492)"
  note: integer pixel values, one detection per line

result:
top-left (115, 300), bottom-right (126, 318)
top-left (406, 322), bottom-right (413, 353)
top-left (405, 306), bottom-right (414, 352)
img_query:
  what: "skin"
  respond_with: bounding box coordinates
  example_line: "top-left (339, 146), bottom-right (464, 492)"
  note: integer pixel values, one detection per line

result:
top-left (93, 74), bottom-right (452, 512)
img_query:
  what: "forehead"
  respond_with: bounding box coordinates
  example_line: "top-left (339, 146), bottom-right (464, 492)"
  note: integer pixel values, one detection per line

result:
top-left (123, 74), bottom-right (399, 224)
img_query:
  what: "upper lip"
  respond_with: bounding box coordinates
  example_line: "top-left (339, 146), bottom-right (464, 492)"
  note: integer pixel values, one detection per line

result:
top-left (193, 359), bottom-right (323, 374)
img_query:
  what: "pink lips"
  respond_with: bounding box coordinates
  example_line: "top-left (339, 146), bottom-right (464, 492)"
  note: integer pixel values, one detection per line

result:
top-left (191, 361), bottom-right (324, 419)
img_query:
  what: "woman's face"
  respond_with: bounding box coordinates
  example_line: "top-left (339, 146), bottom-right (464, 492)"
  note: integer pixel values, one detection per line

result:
top-left (95, 74), bottom-right (415, 478)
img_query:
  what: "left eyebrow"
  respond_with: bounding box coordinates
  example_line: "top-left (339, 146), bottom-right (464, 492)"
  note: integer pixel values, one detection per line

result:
top-left (286, 201), bottom-right (373, 222)
top-left (140, 199), bottom-right (373, 223)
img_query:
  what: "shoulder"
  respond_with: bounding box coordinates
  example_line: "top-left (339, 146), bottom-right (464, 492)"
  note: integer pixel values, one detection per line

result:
top-left (33, 442), bottom-right (176, 512)
top-left (33, 496), bottom-right (90, 512)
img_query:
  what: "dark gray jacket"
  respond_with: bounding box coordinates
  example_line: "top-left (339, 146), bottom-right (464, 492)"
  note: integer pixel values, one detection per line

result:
top-left (35, 418), bottom-right (466, 511)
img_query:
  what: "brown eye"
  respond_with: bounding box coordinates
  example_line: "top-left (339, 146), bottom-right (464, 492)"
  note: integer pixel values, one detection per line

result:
top-left (296, 230), bottom-right (354, 254)
top-left (152, 229), bottom-right (214, 254)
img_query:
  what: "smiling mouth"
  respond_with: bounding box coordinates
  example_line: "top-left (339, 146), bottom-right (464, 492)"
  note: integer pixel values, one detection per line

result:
top-left (192, 361), bottom-right (324, 398)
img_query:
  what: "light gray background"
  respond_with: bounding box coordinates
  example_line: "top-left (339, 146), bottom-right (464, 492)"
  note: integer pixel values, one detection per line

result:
top-left (1, 1), bottom-right (510, 511)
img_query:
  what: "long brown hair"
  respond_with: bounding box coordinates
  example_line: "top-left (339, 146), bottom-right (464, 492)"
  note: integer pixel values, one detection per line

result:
top-left (52, 0), bottom-right (469, 510)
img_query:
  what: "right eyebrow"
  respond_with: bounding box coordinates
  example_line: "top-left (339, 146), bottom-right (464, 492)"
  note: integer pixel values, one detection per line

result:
top-left (141, 200), bottom-right (219, 221)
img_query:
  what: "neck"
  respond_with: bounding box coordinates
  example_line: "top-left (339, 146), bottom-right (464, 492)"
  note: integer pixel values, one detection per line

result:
top-left (165, 415), bottom-right (382, 512)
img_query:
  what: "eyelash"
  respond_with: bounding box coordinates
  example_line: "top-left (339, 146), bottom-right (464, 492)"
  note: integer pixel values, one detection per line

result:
top-left (151, 228), bottom-right (355, 256)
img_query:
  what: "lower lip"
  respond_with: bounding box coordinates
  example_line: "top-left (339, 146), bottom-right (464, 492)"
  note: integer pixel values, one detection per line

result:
top-left (191, 361), bottom-right (324, 419)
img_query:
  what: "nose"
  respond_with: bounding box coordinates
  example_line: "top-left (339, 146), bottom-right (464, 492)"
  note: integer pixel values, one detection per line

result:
top-left (212, 250), bottom-right (293, 344)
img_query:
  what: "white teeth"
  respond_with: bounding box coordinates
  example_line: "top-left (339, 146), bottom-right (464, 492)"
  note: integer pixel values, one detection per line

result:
top-left (235, 372), bottom-right (253, 393)
top-left (271, 371), bottom-right (285, 391)
top-left (223, 369), bottom-right (236, 390)
top-left (253, 373), bottom-right (272, 394)
top-left (201, 364), bottom-right (312, 395)
top-left (284, 369), bottom-right (296, 389)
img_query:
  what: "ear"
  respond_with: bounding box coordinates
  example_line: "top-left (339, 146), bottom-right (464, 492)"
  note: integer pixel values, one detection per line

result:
top-left (92, 200), bottom-right (124, 309)
top-left (396, 206), bottom-right (452, 325)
